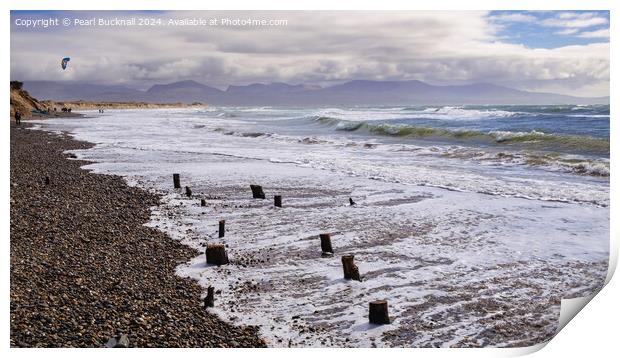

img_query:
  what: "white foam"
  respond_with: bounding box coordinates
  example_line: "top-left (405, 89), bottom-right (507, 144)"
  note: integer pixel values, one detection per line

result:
top-left (489, 130), bottom-right (547, 142)
top-left (29, 109), bottom-right (609, 347)
top-left (314, 106), bottom-right (518, 123)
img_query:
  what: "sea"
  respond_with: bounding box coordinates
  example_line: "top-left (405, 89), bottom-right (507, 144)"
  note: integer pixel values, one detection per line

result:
top-left (32, 104), bottom-right (610, 347)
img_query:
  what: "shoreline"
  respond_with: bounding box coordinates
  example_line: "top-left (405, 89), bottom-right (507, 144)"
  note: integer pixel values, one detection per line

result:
top-left (14, 112), bottom-right (610, 347)
top-left (42, 101), bottom-right (207, 111)
top-left (10, 122), bottom-right (266, 347)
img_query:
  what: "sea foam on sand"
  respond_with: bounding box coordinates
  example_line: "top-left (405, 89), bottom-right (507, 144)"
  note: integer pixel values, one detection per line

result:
top-left (32, 109), bottom-right (609, 347)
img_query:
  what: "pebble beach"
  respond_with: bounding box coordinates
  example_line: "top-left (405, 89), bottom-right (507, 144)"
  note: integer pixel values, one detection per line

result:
top-left (10, 122), bottom-right (266, 347)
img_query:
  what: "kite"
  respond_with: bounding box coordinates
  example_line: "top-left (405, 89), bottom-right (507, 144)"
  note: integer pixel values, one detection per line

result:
top-left (61, 57), bottom-right (70, 70)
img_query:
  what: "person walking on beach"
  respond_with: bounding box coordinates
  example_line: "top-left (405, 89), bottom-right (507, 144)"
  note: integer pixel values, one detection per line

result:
top-left (15, 110), bottom-right (22, 126)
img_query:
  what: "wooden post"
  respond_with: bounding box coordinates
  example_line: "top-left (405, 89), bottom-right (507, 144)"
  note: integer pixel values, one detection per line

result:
top-left (369, 300), bottom-right (390, 324)
top-left (250, 185), bottom-right (266, 199)
top-left (341, 255), bottom-right (361, 281)
top-left (201, 199), bottom-right (207, 207)
top-left (204, 286), bottom-right (215, 308)
top-left (173, 174), bottom-right (181, 189)
top-left (44, 176), bottom-right (50, 185)
top-left (206, 244), bottom-right (229, 265)
top-left (218, 220), bottom-right (225, 238)
top-left (274, 195), bottom-right (282, 207)
top-left (319, 233), bottom-right (333, 254)
top-left (185, 186), bottom-right (192, 197)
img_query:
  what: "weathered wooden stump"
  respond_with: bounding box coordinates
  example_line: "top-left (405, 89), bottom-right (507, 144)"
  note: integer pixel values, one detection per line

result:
top-left (204, 286), bottom-right (215, 308)
top-left (218, 220), bottom-right (225, 238)
top-left (44, 176), bottom-right (50, 185)
top-left (349, 197), bottom-right (356, 206)
top-left (341, 255), bottom-right (361, 281)
top-left (206, 244), bottom-right (229, 266)
top-left (369, 300), bottom-right (390, 324)
top-left (185, 186), bottom-right (192, 197)
top-left (274, 195), bottom-right (282, 207)
top-left (319, 233), bottom-right (333, 254)
top-left (200, 199), bottom-right (207, 207)
top-left (250, 184), bottom-right (266, 199)
top-left (173, 173), bottom-right (181, 189)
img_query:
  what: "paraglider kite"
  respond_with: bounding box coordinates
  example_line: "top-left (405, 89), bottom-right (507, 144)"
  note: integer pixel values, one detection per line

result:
top-left (61, 57), bottom-right (70, 70)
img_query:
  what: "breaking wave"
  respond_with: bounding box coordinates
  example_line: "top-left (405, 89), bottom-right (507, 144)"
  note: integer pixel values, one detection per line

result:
top-left (440, 148), bottom-right (610, 177)
top-left (314, 117), bottom-right (609, 154)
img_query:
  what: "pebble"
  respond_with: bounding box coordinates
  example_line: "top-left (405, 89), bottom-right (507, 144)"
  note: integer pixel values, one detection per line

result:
top-left (10, 124), bottom-right (266, 348)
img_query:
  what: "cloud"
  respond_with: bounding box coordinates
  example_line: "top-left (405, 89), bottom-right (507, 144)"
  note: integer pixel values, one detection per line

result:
top-left (558, 12), bottom-right (597, 20)
top-left (488, 13), bottom-right (536, 23)
top-left (545, 12), bottom-right (610, 40)
top-left (555, 28), bottom-right (579, 35)
top-left (578, 29), bottom-right (610, 38)
top-left (10, 10), bottom-right (610, 97)
top-left (542, 12), bottom-right (608, 28)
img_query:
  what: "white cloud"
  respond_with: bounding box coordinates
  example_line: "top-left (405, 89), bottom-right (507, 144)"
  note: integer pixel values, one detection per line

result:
top-left (557, 12), bottom-right (599, 20)
top-left (543, 12), bottom-right (610, 41)
top-left (578, 29), bottom-right (610, 38)
top-left (488, 13), bottom-right (536, 23)
top-left (555, 28), bottom-right (579, 35)
top-left (10, 11), bottom-right (610, 97)
top-left (542, 12), bottom-right (608, 28)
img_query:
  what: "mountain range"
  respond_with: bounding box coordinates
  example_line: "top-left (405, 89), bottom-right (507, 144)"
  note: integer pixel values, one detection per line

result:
top-left (22, 79), bottom-right (609, 106)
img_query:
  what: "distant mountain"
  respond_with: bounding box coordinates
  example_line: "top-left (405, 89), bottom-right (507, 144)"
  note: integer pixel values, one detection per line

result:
top-left (23, 81), bottom-right (145, 102)
top-left (221, 82), bottom-right (322, 105)
top-left (310, 80), bottom-right (437, 105)
top-left (145, 80), bottom-right (224, 103)
top-left (22, 79), bottom-right (609, 106)
top-left (226, 82), bottom-right (314, 95)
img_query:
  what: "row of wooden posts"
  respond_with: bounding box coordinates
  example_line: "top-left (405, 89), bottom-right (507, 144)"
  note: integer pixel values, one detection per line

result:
top-left (173, 173), bottom-right (390, 325)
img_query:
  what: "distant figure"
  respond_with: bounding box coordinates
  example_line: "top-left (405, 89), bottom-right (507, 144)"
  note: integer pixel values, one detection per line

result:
top-left (349, 197), bottom-right (356, 206)
top-left (15, 110), bottom-right (22, 125)
top-left (68, 108), bottom-right (72, 113)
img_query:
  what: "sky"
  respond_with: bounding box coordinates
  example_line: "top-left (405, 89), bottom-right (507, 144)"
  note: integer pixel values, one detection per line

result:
top-left (10, 10), bottom-right (610, 97)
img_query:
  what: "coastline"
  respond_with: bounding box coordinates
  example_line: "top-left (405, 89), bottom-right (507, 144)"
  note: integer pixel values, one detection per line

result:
top-left (41, 101), bottom-right (207, 111)
top-left (14, 108), bottom-right (609, 347)
top-left (9, 122), bottom-right (266, 347)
